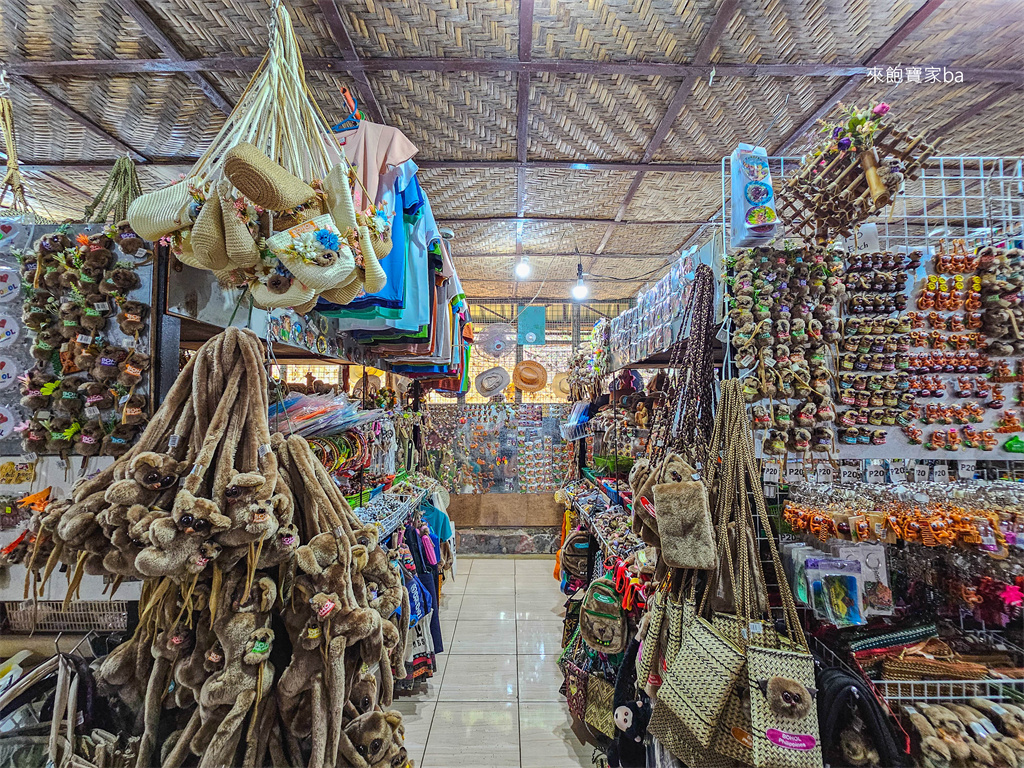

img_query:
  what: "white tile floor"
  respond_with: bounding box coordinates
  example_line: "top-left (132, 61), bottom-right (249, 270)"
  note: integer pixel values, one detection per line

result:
top-left (394, 557), bottom-right (594, 768)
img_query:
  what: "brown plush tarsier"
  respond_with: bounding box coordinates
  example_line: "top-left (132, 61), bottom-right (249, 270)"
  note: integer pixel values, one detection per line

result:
top-left (755, 677), bottom-right (816, 720)
top-left (135, 490), bottom-right (231, 578)
top-left (343, 710), bottom-right (408, 768)
top-left (117, 299), bottom-right (148, 335)
top-left (101, 423), bottom-right (135, 456)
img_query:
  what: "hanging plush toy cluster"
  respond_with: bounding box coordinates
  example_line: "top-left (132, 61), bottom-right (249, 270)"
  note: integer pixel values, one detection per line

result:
top-left (17, 226), bottom-right (150, 457)
top-left (126, 5), bottom-right (387, 313)
top-left (24, 328), bottom-right (412, 768)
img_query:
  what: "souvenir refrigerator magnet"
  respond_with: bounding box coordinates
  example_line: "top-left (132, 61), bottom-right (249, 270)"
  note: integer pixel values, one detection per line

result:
top-left (0, 406), bottom-right (15, 440)
top-left (0, 314), bottom-right (19, 347)
top-left (0, 357), bottom-right (18, 391)
top-left (0, 268), bottom-right (20, 302)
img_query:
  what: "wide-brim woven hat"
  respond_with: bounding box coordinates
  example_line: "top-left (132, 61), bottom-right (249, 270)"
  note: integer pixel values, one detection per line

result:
top-left (513, 360), bottom-right (547, 393)
top-left (352, 374), bottom-right (381, 400)
top-left (475, 366), bottom-right (510, 398)
top-left (552, 372), bottom-right (570, 395)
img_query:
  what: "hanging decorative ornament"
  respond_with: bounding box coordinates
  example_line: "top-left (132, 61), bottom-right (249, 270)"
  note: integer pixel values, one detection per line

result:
top-left (475, 323), bottom-right (515, 359)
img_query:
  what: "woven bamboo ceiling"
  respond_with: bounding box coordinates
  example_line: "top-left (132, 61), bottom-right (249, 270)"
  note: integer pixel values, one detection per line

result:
top-left (1, 0), bottom-right (1022, 300)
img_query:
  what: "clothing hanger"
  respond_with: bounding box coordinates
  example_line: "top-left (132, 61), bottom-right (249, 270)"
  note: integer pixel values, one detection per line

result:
top-left (332, 86), bottom-right (364, 134)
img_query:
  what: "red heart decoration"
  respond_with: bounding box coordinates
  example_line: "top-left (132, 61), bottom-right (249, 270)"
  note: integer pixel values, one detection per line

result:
top-left (0, 361), bottom-right (6, 369)
top-left (0, 413), bottom-right (8, 424)
top-left (1, 225), bottom-right (13, 234)
top-left (0, 319), bottom-right (7, 328)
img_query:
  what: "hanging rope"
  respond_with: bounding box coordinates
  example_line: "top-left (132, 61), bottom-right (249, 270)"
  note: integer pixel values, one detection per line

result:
top-left (83, 155), bottom-right (144, 223)
top-left (0, 96), bottom-right (32, 213)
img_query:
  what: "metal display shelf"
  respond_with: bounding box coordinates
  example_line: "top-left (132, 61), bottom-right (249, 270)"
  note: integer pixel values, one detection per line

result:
top-left (355, 478), bottom-right (435, 541)
top-left (565, 483), bottom-right (643, 562)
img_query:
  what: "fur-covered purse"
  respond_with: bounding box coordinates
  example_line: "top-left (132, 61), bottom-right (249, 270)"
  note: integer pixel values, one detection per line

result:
top-left (652, 468), bottom-right (715, 570)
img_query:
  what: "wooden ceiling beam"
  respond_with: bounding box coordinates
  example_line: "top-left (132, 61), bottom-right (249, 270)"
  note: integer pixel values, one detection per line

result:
top-left (317, 0), bottom-right (385, 123)
top-left (112, 0), bottom-right (232, 114)
top-left (12, 75), bottom-right (149, 162)
top-left (9, 57), bottom-right (1018, 82)
top-left (594, 0), bottom-right (739, 256)
top-left (774, 0), bottom-right (950, 154)
top-left (437, 216), bottom-right (710, 225)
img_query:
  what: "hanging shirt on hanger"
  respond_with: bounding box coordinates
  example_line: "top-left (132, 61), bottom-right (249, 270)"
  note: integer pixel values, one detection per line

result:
top-left (340, 121), bottom-right (418, 207)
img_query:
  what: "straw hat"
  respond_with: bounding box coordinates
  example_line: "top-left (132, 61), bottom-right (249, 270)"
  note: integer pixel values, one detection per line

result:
top-left (352, 374), bottom-right (381, 400)
top-left (552, 372), bottom-right (571, 396)
top-left (190, 192), bottom-right (230, 271)
top-left (475, 366), bottom-right (510, 399)
top-left (223, 141), bottom-right (316, 212)
top-left (127, 179), bottom-right (193, 241)
top-left (513, 360), bottom-right (547, 393)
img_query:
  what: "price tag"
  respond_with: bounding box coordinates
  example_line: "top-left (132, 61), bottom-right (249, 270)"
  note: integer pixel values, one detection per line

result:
top-left (815, 463), bottom-right (834, 484)
top-left (865, 462), bottom-right (886, 484)
top-left (785, 463), bottom-right (804, 484)
top-left (932, 464), bottom-right (950, 483)
top-left (914, 463), bottom-right (930, 483)
top-left (93, 301), bottom-right (110, 312)
top-left (135, 248), bottom-right (149, 259)
top-left (762, 461), bottom-right (781, 484)
top-left (889, 461), bottom-right (907, 484)
top-left (84, 406), bottom-right (100, 419)
top-left (19, 452), bottom-right (37, 463)
top-left (168, 434), bottom-right (180, 448)
top-left (840, 462), bottom-right (860, 485)
top-left (958, 460), bottom-right (977, 479)
top-left (57, 458), bottom-right (67, 471)
top-left (36, 410), bottom-right (51, 420)
top-left (76, 334), bottom-right (92, 345)
top-left (764, 482), bottom-right (778, 499)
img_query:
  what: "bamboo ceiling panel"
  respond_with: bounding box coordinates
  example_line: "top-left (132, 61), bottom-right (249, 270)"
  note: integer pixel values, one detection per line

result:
top-left (654, 75), bottom-right (844, 162)
top-left (448, 221), bottom-right (517, 253)
top-left (528, 72), bottom-right (684, 162)
top-left (367, 70), bottom-right (517, 160)
top-left (885, 0), bottom-right (1024, 70)
top-left (141, 0), bottom-right (339, 58)
top-left (451, 257), bottom-right (515, 282)
top-left (520, 221), bottom-right (608, 252)
top-left (938, 97), bottom-right (1024, 157)
top-left (624, 171), bottom-right (721, 221)
top-left (467, 279), bottom-right (640, 301)
top-left (342, 0), bottom-right (516, 59)
top-left (0, 0), bottom-right (161, 62)
top-left (6, 87), bottom-right (123, 163)
top-left (31, 74), bottom-right (226, 158)
top-left (604, 223), bottom-right (696, 254)
top-left (710, 0), bottom-right (921, 65)
top-left (530, 0), bottom-right (721, 63)
top-left (589, 257), bottom-right (671, 278)
top-left (418, 166), bottom-right (518, 218)
top-left (523, 168), bottom-right (636, 218)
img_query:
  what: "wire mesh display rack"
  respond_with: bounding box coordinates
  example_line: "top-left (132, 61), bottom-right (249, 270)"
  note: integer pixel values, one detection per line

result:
top-left (3, 600), bottom-right (129, 634)
top-left (720, 155), bottom-right (1024, 254)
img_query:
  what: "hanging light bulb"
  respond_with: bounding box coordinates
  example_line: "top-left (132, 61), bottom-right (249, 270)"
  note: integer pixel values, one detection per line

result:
top-left (514, 256), bottom-right (531, 279)
top-left (571, 260), bottom-right (589, 301)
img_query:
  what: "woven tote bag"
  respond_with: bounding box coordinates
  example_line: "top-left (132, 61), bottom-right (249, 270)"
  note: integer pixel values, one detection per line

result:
top-left (637, 588), bottom-right (667, 689)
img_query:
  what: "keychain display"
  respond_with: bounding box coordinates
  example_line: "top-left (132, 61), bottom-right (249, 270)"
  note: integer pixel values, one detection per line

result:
top-left (727, 244), bottom-right (842, 457)
top-left (11, 225), bottom-right (152, 457)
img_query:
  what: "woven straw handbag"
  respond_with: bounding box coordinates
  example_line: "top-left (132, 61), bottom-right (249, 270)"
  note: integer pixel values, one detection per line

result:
top-left (267, 214), bottom-right (355, 292)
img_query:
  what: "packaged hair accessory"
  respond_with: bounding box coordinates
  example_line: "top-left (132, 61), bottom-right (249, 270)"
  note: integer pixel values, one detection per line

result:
top-left (730, 144), bottom-right (778, 248)
top-left (805, 557), bottom-right (866, 627)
